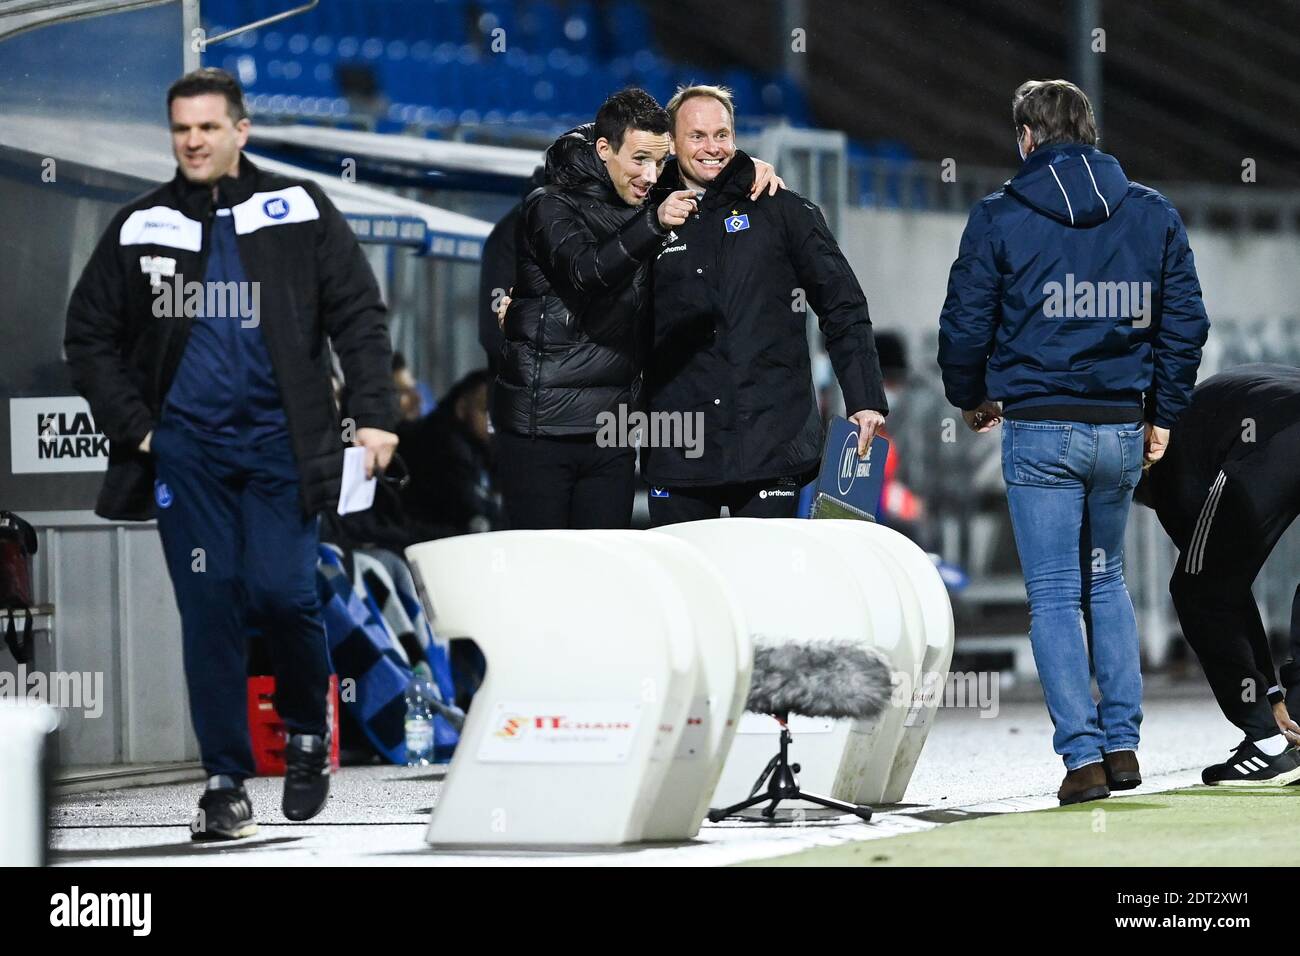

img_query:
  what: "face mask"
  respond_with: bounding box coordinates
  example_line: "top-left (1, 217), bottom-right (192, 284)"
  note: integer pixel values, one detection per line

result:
top-left (1016, 131), bottom-right (1026, 162)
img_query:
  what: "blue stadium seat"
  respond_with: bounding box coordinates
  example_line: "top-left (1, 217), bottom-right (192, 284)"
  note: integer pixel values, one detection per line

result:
top-left (203, 0), bottom-right (814, 140)
top-left (722, 68), bottom-right (760, 116)
top-left (565, 2), bottom-right (598, 57)
top-left (604, 0), bottom-right (651, 58)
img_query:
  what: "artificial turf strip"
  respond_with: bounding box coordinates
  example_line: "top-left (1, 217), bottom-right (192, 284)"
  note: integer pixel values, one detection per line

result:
top-left (742, 787), bottom-right (1300, 866)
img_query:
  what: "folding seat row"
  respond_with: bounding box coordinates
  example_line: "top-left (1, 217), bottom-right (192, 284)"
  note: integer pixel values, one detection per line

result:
top-left (406, 517), bottom-right (954, 846)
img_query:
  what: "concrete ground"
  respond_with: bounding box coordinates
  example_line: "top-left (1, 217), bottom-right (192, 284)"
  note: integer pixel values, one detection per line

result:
top-left (50, 681), bottom-right (1245, 866)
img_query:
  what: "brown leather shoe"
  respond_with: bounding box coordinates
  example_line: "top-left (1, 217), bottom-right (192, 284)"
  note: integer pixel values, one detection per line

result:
top-left (1058, 762), bottom-right (1110, 806)
top-left (1103, 750), bottom-right (1141, 790)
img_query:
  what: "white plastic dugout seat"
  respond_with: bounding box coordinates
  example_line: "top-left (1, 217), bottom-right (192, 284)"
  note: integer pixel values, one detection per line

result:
top-left (0, 702), bottom-right (56, 867)
top-left (406, 531), bottom-right (698, 846)
top-left (860, 523), bottom-right (956, 803)
top-left (661, 518), bottom-right (914, 809)
top-left (574, 531), bottom-right (751, 840)
top-left (777, 520), bottom-right (924, 804)
top-left (774, 520), bottom-right (951, 806)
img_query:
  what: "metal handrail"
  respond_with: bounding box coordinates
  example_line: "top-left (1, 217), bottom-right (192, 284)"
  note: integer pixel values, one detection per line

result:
top-left (202, 0), bottom-right (315, 47)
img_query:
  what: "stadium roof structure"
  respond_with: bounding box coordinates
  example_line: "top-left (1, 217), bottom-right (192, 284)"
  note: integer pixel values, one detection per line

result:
top-left (248, 124), bottom-right (544, 193)
top-left (0, 114), bottom-right (492, 261)
top-left (0, 0), bottom-right (173, 42)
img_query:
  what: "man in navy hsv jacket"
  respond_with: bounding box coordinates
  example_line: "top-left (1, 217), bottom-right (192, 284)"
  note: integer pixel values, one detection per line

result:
top-left (643, 84), bottom-right (888, 523)
top-left (65, 69), bottom-right (398, 840)
top-left (938, 79), bottom-right (1209, 806)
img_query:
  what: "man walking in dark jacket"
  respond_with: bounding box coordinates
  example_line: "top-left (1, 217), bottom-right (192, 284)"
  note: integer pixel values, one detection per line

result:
top-left (643, 85), bottom-right (889, 524)
top-left (1134, 364), bottom-right (1300, 785)
top-left (64, 69), bottom-right (397, 839)
top-left (938, 79), bottom-right (1209, 805)
top-left (492, 88), bottom-right (700, 529)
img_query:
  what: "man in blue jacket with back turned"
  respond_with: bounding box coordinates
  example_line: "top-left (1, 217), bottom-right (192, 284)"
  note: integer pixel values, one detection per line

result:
top-left (938, 79), bottom-right (1209, 806)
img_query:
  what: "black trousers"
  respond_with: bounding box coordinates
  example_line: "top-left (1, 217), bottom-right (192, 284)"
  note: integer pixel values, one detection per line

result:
top-left (1168, 432), bottom-right (1300, 740)
top-left (496, 431), bottom-right (636, 529)
top-left (647, 476), bottom-right (802, 527)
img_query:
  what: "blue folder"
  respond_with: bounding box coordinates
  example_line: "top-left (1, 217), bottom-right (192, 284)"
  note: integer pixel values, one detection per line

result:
top-left (811, 416), bottom-right (889, 520)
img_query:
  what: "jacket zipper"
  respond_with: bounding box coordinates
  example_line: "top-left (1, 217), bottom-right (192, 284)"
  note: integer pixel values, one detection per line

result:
top-left (530, 293), bottom-right (546, 437)
top-left (155, 200), bottom-right (215, 415)
top-left (714, 196), bottom-right (743, 476)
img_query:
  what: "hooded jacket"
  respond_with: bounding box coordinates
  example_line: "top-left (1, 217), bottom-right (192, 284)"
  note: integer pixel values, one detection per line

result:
top-left (938, 144), bottom-right (1209, 426)
top-left (64, 155), bottom-right (395, 520)
top-left (493, 125), bottom-right (668, 437)
top-left (644, 152), bottom-right (888, 487)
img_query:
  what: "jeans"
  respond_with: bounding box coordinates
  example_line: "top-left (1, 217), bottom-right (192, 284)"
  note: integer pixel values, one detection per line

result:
top-left (1001, 419), bottom-right (1145, 770)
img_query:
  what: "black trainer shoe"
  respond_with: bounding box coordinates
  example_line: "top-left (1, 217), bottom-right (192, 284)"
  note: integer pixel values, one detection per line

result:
top-left (191, 784), bottom-right (258, 842)
top-left (1202, 739), bottom-right (1300, 787)
top-left (282, 733), bottom-right (330, 821)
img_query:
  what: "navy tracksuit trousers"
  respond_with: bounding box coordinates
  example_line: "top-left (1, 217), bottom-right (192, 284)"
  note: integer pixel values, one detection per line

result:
top-left (152, 208), bottom-right (328, 782)
top-left (152, 422), bottom-right (330, 781)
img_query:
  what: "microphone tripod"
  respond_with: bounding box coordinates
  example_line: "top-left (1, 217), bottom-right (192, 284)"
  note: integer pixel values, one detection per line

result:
top-left (707, 711), bottom-right (874, 823)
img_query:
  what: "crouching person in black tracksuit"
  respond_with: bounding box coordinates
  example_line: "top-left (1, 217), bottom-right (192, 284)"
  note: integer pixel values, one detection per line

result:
top-left (1134, 363), bottom-right (1300, 785)
top-left (643, 85), bottom-right (888, 524)
top-left (64, 69), bottom-right (398, 839)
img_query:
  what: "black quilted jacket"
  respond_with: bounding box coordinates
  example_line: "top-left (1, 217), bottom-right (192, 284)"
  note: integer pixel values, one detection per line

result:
top-left (492, 125), bottom-right (667, 436)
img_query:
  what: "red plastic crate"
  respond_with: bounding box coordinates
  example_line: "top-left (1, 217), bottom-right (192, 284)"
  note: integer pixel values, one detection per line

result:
top-left (247, 674), bottom-right (341, 776)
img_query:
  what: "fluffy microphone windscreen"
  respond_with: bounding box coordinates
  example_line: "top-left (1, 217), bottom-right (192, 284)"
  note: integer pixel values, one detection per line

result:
top-left (746, 638), bottom-right (896, 720)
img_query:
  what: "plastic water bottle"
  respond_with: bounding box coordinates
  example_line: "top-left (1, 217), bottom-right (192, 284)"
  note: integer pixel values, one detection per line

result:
top-left (404, 663), bottom-right (435, 766)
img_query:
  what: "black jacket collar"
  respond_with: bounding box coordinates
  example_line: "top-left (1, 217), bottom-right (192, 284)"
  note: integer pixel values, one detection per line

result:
top-left (655, 150), bottom-right (756, 207)
top-left (173, 153), bottom-right (262, 219)
top-left (703, 150), bottom-right (756, 205)
top-left (544, 125), bottom-right (622, 205)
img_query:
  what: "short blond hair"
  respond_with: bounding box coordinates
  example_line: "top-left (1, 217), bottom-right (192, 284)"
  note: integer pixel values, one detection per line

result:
top-left (666, 84), bottom-right (736, 133)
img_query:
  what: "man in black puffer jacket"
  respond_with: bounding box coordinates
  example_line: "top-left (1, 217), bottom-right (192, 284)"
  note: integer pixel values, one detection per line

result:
top-left (493, 88), bottom-right (700, 529)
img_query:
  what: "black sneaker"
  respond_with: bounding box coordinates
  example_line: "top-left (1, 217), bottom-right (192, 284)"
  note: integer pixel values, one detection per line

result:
top-left (282, 733), bottom-right (330, 821)
top-left (191, 784), bottom-right (258, 842)
top-left (1202, 739), bottom-right (1300, 787)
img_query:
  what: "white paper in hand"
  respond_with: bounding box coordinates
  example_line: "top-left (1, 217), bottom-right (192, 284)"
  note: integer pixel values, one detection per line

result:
top-left (337, 446), bottom-right (377, 515)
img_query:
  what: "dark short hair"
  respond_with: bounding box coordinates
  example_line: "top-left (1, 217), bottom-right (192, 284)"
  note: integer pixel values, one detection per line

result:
top-left (1012, 79), bottom-right (1098, 149)
top-left (594, 88), bottom-right (669, 152)
top-left (167, 68), bottom-right (248, 124)
top-left (443, 368), bottom-right (491, 410)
